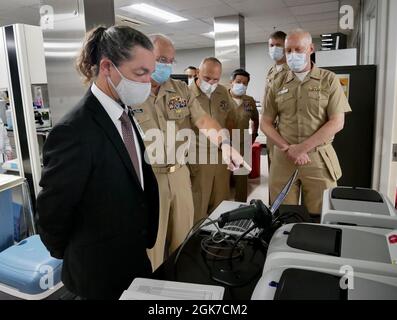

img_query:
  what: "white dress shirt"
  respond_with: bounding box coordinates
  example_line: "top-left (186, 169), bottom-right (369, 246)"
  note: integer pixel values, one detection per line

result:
top-left (91, 83), bottom-right (144, 190)
top-left (276, 64), bottom-right (284, 72)
top-left (294, 70), bottom-right (310, 82)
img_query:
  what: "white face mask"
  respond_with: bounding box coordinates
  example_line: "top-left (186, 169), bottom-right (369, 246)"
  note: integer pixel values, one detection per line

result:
top-left (199, 79), bottom-right (218, 97)
top-left (231, 83), bottom-right (247, 96)
top-left (107, 63), bottom-right (151, 107)
top-left (269, 46), bottom-right (285, 62)
top-left (188, 77), bottom-right (195, 86)
top-left (286, 52), bottom-right (308, 73)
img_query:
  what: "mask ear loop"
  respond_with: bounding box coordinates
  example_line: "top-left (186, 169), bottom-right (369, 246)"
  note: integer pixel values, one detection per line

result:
top-left (106, 62), bottom-right (122, 104)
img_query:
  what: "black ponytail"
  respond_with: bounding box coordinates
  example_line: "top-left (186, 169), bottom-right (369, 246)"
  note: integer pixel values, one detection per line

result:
top-left (76, 26), bottom-right (106, 84)
top-left (76, 25), bottom-right (153, 84)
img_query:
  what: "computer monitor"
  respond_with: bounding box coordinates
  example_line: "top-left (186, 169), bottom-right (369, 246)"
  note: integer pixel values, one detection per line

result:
top-left (269, 169), bottom-right (299, 215)
top-left (170, 74), bottom-right (188, 84)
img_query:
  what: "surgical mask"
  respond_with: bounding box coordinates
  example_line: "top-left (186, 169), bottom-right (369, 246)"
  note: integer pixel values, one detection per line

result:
top-left (286, 52), bottom-right (308, 73)
top-left (108, 63), bottom-right (151, 107)
top-left (151, 62), bottom-right (173, 84)
top-left (231, 83), bottom-right (247, 96)
top-left (188, 77), bottom-right (195, 86)
top-left (269, 46), bottom-right (285, 62)
top-left (199, 79), bottom-right (218, 97)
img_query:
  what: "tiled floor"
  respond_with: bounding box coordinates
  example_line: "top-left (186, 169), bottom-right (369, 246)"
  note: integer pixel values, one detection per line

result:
top-left (247, 154), bottom-right (269, 205)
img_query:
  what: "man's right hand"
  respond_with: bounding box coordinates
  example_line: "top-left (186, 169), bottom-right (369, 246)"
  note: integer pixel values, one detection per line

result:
top-left (280, 144), bottom-right (311, 166)
top-left (294, 153), bottom-right (311, 166)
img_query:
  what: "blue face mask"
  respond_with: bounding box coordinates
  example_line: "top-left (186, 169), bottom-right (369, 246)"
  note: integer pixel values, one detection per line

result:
top-left (231, 83), bottom-right (247, 96)
top-left (286, 53), bottom-right (308, 73)
top-left (151, 62), bottom-right (173, 84)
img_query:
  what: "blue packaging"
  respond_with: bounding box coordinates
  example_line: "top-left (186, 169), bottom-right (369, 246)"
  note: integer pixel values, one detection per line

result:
top-left (0, 235), bottom-right (63, 295)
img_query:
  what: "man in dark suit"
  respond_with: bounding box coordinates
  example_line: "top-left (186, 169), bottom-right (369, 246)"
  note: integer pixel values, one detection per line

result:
top-left (37, 26), bottom-right (159, 300)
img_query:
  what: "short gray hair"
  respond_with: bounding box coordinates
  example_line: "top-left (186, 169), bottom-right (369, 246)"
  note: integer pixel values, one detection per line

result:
top-left (287, 28), bottom-right (313, 45)
top-left (149, 33), bottom-right (174, 46)
top-left (199, 57), bottom-right (222, 69)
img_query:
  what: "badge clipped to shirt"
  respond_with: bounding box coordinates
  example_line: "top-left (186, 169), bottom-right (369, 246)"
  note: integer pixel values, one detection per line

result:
top-left (277, 88), bottom-right (289, 96)
top-left (131, 108), bottom-right (144, 114)
top-left (131, 115), bottom-right (146, 140)
top-left (168, 96), bottom-right (188, 114)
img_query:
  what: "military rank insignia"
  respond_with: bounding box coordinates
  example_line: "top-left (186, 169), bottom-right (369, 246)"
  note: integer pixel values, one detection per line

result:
top-left (168, 96), bottom-right (188, 113)
top-left (220, 100), bottom-right (229, 112)
top-left (308, 86), bottom-right (321, 92)
top-left (243, 102), bottom-right (252, 112)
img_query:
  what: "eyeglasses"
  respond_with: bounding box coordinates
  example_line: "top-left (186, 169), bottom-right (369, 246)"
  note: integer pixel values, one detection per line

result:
top-left (157, 56), bottom-right (177, 65)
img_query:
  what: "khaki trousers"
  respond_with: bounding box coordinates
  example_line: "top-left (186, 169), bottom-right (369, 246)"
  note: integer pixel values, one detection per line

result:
top-left (269, 145), bottom-right (340, 215)
top-left (147, 165), bottom-right (194, 271)
top-left (190, 163), bottom-right (231, 223)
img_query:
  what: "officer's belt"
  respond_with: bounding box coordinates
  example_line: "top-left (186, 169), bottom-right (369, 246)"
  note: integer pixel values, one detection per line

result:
top-left (152, 163), bottom-right (184, 174)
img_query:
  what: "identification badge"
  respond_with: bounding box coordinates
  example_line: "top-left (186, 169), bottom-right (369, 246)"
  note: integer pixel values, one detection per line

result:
top-left (131, 115), bottom-right (146, 140)
top-left (278, 88), bottom-right (289, 95)
top-left (387, 231), bottom-right (397, 265)
top-left (309, 86), bottom-right (321, 92)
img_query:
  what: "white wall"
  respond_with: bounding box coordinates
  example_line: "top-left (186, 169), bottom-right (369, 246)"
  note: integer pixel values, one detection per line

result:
top-left (174, 43), bottom-right (274, 104)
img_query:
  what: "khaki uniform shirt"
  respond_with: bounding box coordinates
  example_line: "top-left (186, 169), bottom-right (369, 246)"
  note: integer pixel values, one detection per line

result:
top-left (230, 93), bottom-right (259, 131)
top-left (133, 78), bottom-right (207, 168)
top-left (263, 63), bottom-right (289, 109)
top-left (263, 65), bottom-right (352, 145)
top-left (229, 91), bottom-right (259, 153)
top-left (266, 63), bottom-right (289, 91)
top-left (189, 81), bottom-right (236, 163)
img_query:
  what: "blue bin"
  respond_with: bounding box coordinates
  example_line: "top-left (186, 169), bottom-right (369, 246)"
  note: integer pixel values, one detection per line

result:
top-left (0, 189), bottom-right (14, 252)
top-left (0, 235), bottom-right (63, 295)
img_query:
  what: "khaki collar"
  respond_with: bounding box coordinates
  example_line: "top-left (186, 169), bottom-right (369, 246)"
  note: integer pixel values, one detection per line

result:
top-left (151, 78), bottom-right (176, 98)
top-left (278, 63), bottom-right (289, 72)
top-left (190, 79), bottom-right (202, 98)
top-left (229, 90), bottom-right (251, 102)
top-left (285, 63), bottom-right (321, 84)
top-left (190, 79), bottom-right (222, 99)
top-left (309, 65), bottom-right (322, 80)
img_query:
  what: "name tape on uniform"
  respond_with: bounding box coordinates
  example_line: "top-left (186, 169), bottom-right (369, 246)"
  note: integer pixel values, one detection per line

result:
top-left (278, 88), bottom-right (289, 95)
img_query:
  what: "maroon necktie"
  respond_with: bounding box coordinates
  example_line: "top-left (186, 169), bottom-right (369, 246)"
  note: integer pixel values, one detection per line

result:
top-left (119, 111), bottom-right (142, 186)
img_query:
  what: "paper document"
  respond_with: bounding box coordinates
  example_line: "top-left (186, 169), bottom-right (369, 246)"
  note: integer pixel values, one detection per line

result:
top-left (120, 278), bottom-right (225, 300)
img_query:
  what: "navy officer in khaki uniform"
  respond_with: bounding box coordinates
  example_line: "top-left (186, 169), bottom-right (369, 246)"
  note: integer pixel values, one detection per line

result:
top-left (189, 57), bottom-right (238, 222)
top-left (134, 35), bottom-right (244, 270)
top-left (261, 29), bottom-right (351, 215)
top-left (264, 31), bottom-right (289, 165)
top-left (228, 69), bottom-right (259, 202)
